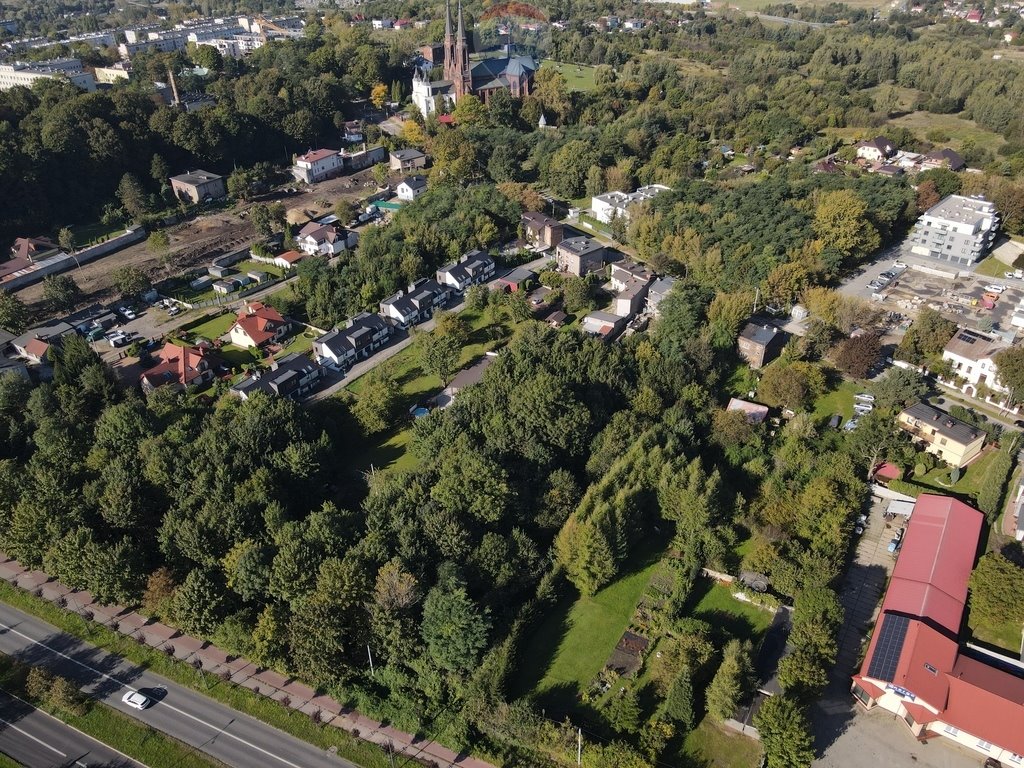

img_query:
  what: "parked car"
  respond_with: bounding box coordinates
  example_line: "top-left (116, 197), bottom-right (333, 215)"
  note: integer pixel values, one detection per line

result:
top-left (85, 327), bottom-right (105, 342)
top-left (167, 305), bottom-right (181, 317)
top-left (118, 306), bottom-right (136, 321)
top-left (853, 404), bottom-right (874, 415)
top-left (854, 393), bottom-right (875, 402)
top-left (107, 332), bottom-right (129, 348)
top-left (121, 690), bottom-right (151, 710)
top-left (843, 418), bottom-right (859, 431)
top-left (828, 413), bottom-right (842, 429)
top-left (984, 284), bottom-right (1007, 294)
top-left (880, 271), bottom-right (896, 279)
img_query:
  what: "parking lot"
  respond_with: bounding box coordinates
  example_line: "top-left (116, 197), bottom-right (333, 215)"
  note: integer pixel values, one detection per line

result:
top-left (840, 251), bottom-right (1024, 334)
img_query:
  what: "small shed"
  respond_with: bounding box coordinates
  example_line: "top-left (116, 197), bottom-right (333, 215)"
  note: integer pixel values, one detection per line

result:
top-left (209, 265), bottom-right (234, 279)
top-left (727, 397), bottom-right (770, 424)
top-left (247, 270), bottom-right (269, 283)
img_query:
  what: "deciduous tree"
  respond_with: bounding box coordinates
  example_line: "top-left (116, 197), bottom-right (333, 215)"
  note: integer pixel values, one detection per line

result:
top-left (754, 695), bottom-right (816, 768)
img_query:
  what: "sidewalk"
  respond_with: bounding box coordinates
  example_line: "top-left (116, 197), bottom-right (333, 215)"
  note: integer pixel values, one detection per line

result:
top-left (0, 552), bottom-right (496, 768)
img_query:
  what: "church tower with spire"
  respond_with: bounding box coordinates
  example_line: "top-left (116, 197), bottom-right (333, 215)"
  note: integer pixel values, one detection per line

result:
top-left (451, 0), bottom-right (472, 99)
top-left (442, 0), bottom-right (455, 83)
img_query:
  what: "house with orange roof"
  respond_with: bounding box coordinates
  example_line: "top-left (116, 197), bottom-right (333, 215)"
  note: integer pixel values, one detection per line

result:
top-left (228, 302), bottom-right (291, 349)
top-left (139, 342), bottom-right (224, 393)
top-left (9, 237), bottom-right (61, 263)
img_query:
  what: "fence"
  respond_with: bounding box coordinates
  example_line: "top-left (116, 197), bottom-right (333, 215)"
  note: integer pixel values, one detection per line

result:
top-left (2, 227), bottom-right (146, 292)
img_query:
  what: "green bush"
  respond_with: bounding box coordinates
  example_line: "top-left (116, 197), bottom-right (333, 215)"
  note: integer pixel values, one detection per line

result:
top-left (887, 479), bottom-right (922, 498)
top-left (977, 448), bottom-right (1014, 520)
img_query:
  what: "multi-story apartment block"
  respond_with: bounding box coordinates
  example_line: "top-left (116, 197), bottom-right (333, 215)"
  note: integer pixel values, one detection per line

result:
top-left (903, 195), bottom-right (999, 266)
top-left (0, 59), bottom-right (96, 91)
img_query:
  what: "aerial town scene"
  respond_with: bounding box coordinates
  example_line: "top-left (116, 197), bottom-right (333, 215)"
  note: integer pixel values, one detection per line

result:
top-left (2, 0), bottom-right (1024, 766)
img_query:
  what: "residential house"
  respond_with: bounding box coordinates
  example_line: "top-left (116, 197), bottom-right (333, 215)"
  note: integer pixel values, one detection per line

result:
top-left (965, 7), bottom-right (983, 22)
top-left (521, 212), bottom-right (563, 249)
top-left (897, 402), bottom-right (985, 468)
top-left (591, 185), bottom-right (671, 224)
top-left (10, 236), bottom-right (60, 262)
top-left (436, 250), bottom-right (495, 291)
top-left (646, 276), bottom-right (677, 316)
top-left (396, 175), bottom-right (428, 201)
top-left (903, 195), bottom-right (999, 266)
top-left (851, 494), bottom-right (1024, 765)
top-left (581, 310), bottom-right (626, 341)
top-left (343, 145), bottom-right (387, 171)
top-left (230, 353), bottom-right (323, 400)
top-left (942, 328), bottom-right (1009, 398)
top-left (228, 302), bottom-right (291, 349)
top-left (251, 249), bottom-right (306, 270)
top-left (379, 278), bottom-right (450, 328)
top-left (169, 170), bottom-right (226, 204)
top-left (342, 121), bottom-right (363, 143)
top-left (292, 148), bottom-right (344, 184)
top-left (296, 221), bottom-right (355, 256)
top-left (855, 135), bottom-right (896, 162)
top-left (609, 261), bottom-right (654, 318)
top-left (556, 236), bottom-right (605, 276)
top-left (726, 397), bottom-right (770, 424)
top-left (921, 148), bottom-right (966, 172)
top-left (11, 321), bottom-right (75, 363)
top-left (435, 353), bottom-right (496, 408)
top-left (140, 342), bottom-right (223, 392)
top-left (737, 322), bottom-right (786, 369)
top-left (495, 266), bottom-right (536, 293)
top-left (313, 312), bottom-right (393, 369)
top-left (389, 148), bottom-right (427, 172)
top-left (372, 18), bottom-right (395, 29)
top-left (547, 310), bottom-right (568, 328)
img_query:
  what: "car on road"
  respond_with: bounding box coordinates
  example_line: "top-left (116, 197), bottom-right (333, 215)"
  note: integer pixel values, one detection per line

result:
top-left (121, 690), bottom-right (151, 710)
top-left (984, 284), bottom-right (1008, 294)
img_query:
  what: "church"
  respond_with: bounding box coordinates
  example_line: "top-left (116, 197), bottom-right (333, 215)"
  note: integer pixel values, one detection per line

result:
top-left (411, 0), bottom-right (537, 118)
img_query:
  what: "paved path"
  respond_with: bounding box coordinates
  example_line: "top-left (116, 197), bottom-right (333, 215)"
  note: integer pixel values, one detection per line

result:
top-left (0, 688), bottom-right (140, 768)
top-left (0, 603), bottom-right (356, 768)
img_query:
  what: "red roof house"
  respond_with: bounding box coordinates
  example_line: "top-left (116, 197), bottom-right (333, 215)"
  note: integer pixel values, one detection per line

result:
top-left (851, 494), bottom-right (1024, 762)
top-left (10, 236), bottom-right (60, 262)
top-left (140, 342), bottom-right (223, 392)
top-left (228, 302), bottom-right (290, 349)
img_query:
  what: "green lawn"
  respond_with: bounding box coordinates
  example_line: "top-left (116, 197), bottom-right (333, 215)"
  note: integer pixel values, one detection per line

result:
top-left (279, 330), bottom-right (315, 357)
top-left (887, 111), bottom-right (1006, 152)
top-left (968, 614), bottom-right (1023, 656)
top-left (525, 559), bottom-right (661, 708)
top-left (812, 378), bottom-right (860, 424)
top-left (974, 255), bottom-right (1013, 278)
top-left (181, 312), bottom-right (236, 342)
top-left (682, 719), bottom-right (763, 768)
top-left (218, 343), bottom-right (259, 370)
top-left (690, 582), bottom-right (775, 642)
top-left (361, 425), bottom-right (418, 474)
top-left (69, 220), bottom-right (128, 247)
top-left (0, 581), bottom-right (393, 768)
top-left (234, 260), bottom-right (284, 279)
top-left (0, 654), bottom-right (223, 768)
top-left (911, 448), bottom-right (999, 500)
top-left (539, 60), bottom-right (599, 92)
top-left (0, 752), bottom-right (21, 768)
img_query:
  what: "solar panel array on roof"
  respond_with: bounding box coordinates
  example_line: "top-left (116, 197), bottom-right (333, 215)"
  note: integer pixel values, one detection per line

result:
top-left (956, 332), bottom-right (976, 344)
top-left (867, 613), bottom-right (911, 682)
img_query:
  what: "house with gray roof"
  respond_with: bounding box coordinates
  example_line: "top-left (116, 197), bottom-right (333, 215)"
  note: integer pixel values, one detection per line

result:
top-left (556, 236), bottom-right (605, 276)
top-left (738, 322), bottom-right (786, 369)
top-left (379, 278), bottom-right (450, 328)
top-left (897, 402), bottom-right (985, 468)
top-left (436, 249), bottom-right (495, 291)
top-left (230, 353), bottom-right (323, 401)
top-left (313, 312), bottom-right (393, 369)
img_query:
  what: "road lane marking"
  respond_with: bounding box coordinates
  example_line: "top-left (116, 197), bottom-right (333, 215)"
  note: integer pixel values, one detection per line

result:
top-left (0, 710), bottom-right (86, 767)
top-left (0, 619), bottom-right (308, 768)
top-left (0, 687), bottom-right (144, 768)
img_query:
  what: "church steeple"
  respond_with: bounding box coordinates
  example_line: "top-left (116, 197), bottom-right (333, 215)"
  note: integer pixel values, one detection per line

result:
top-left (443, 0), bottom-right (455, 82)
top-left (452, 0), bottom-right (472, 98)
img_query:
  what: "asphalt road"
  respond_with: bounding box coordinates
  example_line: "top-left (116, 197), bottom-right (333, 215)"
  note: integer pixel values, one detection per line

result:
top-left (0, 688), bottom-right (140, 768)
top-left (0, 602), bottom-right (358, 768)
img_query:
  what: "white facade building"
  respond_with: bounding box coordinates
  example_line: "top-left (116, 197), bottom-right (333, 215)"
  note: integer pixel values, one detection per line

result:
top-left (0, 59), bottom-right (96, 91)
top-left (591, 184), bottom-right (672, 224)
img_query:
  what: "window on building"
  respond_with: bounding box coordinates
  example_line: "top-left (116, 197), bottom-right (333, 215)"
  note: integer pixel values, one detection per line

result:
top-left (852, 684), bottom-right (872, 706)
top-left (940, 438), bottom-right (947, 446)
top-left (944, 724), bottom-right (959, 736)
top-left (977, 739), bottom-right (992, 751)
top-left (1010, 754), bottom-right (1023, 765)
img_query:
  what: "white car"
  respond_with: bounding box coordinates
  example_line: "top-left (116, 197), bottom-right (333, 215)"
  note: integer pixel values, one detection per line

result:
top-left (854, 404), bottom-right (874, 415)
top-left (854, 393), bottom-right (875, 402)
top-left (121, 690), bottom-right (151, 710)
top-left (118, 307), bottom-right (137, 321)
top-left (984, 284), bottom-right (1007, 294)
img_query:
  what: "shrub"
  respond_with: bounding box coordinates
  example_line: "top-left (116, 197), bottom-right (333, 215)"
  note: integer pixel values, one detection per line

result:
top-left (25, 667), bottom-right (55, 700)
top-left (48, 676), bottom-right (88, 716)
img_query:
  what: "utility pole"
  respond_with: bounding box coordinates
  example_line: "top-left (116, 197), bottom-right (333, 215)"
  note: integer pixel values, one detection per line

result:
top-left (367, 644), bottom-right (375, 677)
top-left (753, 286), bottom-right (760, 314)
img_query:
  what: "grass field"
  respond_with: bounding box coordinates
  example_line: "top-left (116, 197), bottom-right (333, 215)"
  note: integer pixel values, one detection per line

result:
top-left (968, 613), bottom-right (1023, 656)
top-left (689, 581), bottom-right (775, 642)
top-left (888, 111), bottom-right (1006, 151)
top-left (69, 220), bottom-right (128, 247)
top-left (910, 447), bottom-right (999, 501)
top-left (181, 312), bottom-right (236, 341)
top-left (974, 255), bottom-right (1017, 278)
top-left (0, 581), bottom-right (393, 768)
top-left (539, 60), bottom-right (599, 92)
top-left (683, 719), bottom-right (763, 768)
top-left (279, 330), bottom-right (315, 357)
top-left (233, 260), bottom-right (284, 278)
top-left (813, 379), bottom-right (861, 424)
top-left (0, 654), bottom-right (223, 768)
top-left (522, 558), bottom-right (661, 707)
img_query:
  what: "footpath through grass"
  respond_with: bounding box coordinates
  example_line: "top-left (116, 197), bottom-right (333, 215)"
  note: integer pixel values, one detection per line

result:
top-left (0, 581), bottom-right (392, 768)
top-left (0, 654), bottom-right (222, 768)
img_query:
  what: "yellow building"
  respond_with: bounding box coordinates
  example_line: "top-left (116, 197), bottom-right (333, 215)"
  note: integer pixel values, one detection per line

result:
top-left (897, 402), bottom-right (985, 468)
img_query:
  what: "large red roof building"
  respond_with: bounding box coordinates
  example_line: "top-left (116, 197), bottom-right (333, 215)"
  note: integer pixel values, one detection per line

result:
top-left (852, 494), bottom-right (1024, 762)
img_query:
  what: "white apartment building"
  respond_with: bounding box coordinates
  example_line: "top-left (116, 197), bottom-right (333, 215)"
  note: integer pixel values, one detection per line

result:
top-left (903, 195), bottom-right (999, 266)
top-left (942, 328), bottom-right (1010, 398)
top-left (0, 59), bottom-right (96, 91)
top-left (591, 184), bottom-right (671, 224)
top-left (292, 149), bottom-right (344, 184)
